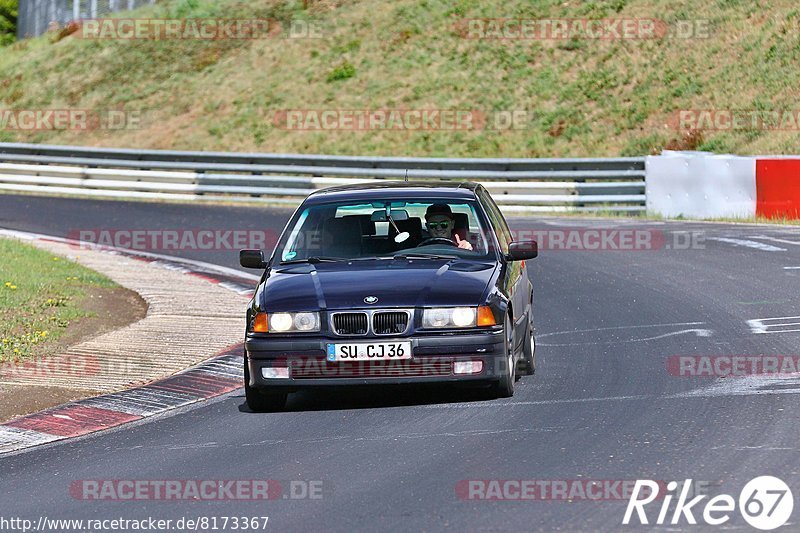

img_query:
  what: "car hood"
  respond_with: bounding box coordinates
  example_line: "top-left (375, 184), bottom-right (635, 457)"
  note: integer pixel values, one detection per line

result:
top-left (262, 260), bottom-right (498, 310)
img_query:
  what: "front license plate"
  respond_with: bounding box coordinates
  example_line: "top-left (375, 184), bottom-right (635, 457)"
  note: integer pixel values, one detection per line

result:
top-left (327, 341), bottom-right (412, 362)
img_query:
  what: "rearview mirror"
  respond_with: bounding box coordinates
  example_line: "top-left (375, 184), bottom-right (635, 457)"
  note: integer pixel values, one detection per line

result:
top-left (507, 241), bottom-right (538, 261)
top-left (240, 249), bottom-right (267, 269)
top-left (370, 210), bottom-right (409, 222)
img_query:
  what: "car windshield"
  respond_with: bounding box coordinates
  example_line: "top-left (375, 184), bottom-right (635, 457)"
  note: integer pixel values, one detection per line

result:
top-left (276, 199), bottom-right (494, 262)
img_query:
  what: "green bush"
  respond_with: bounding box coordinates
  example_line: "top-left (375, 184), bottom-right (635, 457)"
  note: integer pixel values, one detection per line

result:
top-left (0, 0), bottom-right (16, 46)
top-left (326, 61), bottom-right (356, 82)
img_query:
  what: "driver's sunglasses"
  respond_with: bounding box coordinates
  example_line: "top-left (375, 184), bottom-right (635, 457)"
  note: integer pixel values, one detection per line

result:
top-left (427, 221), bottom-right (451, 230)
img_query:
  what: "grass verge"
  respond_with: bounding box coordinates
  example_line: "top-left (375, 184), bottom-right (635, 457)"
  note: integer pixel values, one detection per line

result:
top-left (0, 237), bottom-right (117, 362)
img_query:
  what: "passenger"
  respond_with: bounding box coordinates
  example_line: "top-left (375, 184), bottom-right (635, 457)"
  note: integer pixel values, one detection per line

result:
top-left (424, 204), bottom-right (473, 250)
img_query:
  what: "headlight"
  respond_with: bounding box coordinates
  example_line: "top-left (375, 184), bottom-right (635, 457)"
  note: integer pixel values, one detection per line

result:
top-left (424, 308), bottom-right (452, 328)
top-left (451, 307), bottom-right (476, 327)
top-left (293, 312), bottom-right (318, 331)
top-left (423, 307), bottom-right (478, 328)
top-left (270, 313), bottom-right (294, 332)
top-left (251, 312), bottom-right (320, 333)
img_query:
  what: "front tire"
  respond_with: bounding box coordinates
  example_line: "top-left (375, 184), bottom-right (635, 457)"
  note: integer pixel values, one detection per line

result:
top-left (519, 317), bottom-right (536, 376)
top-left (493, 315), bottom-right (515, 398)
top-left (244, 360), bottom-right (287, 412)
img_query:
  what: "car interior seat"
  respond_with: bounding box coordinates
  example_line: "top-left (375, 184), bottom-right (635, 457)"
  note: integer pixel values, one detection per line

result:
top-left (321, 216), bottom-right (363, 257)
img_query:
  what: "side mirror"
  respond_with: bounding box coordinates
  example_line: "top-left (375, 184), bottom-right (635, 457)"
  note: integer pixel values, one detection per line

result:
top-left (507, 241), bottom-right (538, 261)
top-left (240, 249), bottom-right (267, 269)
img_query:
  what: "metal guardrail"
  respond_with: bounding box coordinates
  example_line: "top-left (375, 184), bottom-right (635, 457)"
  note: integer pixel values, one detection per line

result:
top-left (0, 142), bottom-right (646, 212)
top-left (17, 0), bottom-right (157, 39)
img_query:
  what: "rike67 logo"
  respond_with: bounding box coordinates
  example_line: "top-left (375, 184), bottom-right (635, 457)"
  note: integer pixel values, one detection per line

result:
top-left (623, 477), bottom-right (793, 530)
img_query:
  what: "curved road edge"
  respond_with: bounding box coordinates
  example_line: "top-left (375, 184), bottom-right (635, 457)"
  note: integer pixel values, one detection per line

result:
top-left (0, 228), bottom-right (256, 456)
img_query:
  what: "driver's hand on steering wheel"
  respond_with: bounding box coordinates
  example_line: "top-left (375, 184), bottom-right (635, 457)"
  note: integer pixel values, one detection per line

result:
top-left (455, 234), bottom-right (473, 250)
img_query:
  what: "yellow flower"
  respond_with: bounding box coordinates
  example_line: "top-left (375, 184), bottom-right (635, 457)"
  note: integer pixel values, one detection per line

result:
top-left (13, 348), bottom-right (19, 353)
top-left (8, 285), bottom-right (16, 290)
top-left (4, 282), bottom-right (11, 287)
top-left (40, 331), bottom-right (48, 337)
top-left (1, 338), bottom-right (8, 343)
top-left (52, 257), bottom-right (60, 261)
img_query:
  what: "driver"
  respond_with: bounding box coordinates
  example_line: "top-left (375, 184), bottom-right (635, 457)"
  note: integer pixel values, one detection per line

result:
top-left (424, 204), bottom-right (473, 250)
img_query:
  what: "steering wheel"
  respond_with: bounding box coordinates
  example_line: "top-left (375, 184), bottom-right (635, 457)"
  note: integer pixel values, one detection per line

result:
top-left (417, 237), bottom-right (457, 247)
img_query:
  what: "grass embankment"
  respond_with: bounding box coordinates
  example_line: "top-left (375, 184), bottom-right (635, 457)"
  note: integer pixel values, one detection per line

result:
top-left (0, 238), bottom-right (116, 362)
top-left (1, 0), bottom-right (800, 156)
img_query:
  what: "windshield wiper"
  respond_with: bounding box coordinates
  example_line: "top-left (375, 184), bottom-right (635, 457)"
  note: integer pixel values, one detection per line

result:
top-left (393, 253), bottom-right (458, 260)
top-left (280, 254), bottom-right (458, 264)
top-left (279, 256), bottom-right (344, 265)
top-left (348, 256), bottom-right (395, 261)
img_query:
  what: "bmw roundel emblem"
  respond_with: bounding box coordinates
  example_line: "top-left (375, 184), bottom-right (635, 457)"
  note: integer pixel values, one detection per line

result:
top-left (364, 296), bottom-right (379, 304)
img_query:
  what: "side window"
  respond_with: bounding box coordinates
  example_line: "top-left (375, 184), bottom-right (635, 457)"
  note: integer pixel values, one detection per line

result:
top-left (479, 190), bottom-right (511, 254)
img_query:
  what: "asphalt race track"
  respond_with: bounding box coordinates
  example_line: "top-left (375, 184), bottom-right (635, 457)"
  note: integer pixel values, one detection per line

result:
top-left (1, 193), bottom-right (799, 531)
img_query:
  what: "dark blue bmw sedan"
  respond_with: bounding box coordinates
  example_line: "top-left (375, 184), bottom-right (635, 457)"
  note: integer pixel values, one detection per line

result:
top-left (239, 181), bottom-right (538, 411)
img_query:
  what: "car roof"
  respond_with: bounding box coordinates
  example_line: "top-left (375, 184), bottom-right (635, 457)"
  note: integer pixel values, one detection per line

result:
top-left (303, 181), bottom-right (481, 205)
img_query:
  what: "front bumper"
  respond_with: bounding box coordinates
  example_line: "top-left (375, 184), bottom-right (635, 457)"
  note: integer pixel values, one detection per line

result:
top-left (245, 329), bottom-right (506, 390)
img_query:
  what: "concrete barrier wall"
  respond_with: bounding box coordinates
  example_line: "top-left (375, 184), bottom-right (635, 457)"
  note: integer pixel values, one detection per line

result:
top-left (647, 151), bottom-right (800, 220)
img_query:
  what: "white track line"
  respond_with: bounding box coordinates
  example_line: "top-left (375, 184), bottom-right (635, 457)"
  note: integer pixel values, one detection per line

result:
top-left (538, 321), bottom-right (706, 338)
top-left (750, 235), bottom-right (800, 246)
top-left (747, 316), bottom-right (800, 334)
top-left (708, 237), bottom-right (786, 252)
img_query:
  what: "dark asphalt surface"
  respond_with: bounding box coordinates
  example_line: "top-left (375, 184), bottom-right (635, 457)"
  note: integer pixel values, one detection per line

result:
top-left (1, 193), bottom-right (800, 532)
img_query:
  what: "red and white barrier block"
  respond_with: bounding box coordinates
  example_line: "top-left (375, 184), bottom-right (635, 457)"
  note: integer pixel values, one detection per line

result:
top-left (646, 151), bottom-right (800, 219)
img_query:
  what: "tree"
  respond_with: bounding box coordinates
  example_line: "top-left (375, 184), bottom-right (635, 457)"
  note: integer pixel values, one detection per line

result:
top-left (0, 0), bottom-right (18, 46)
